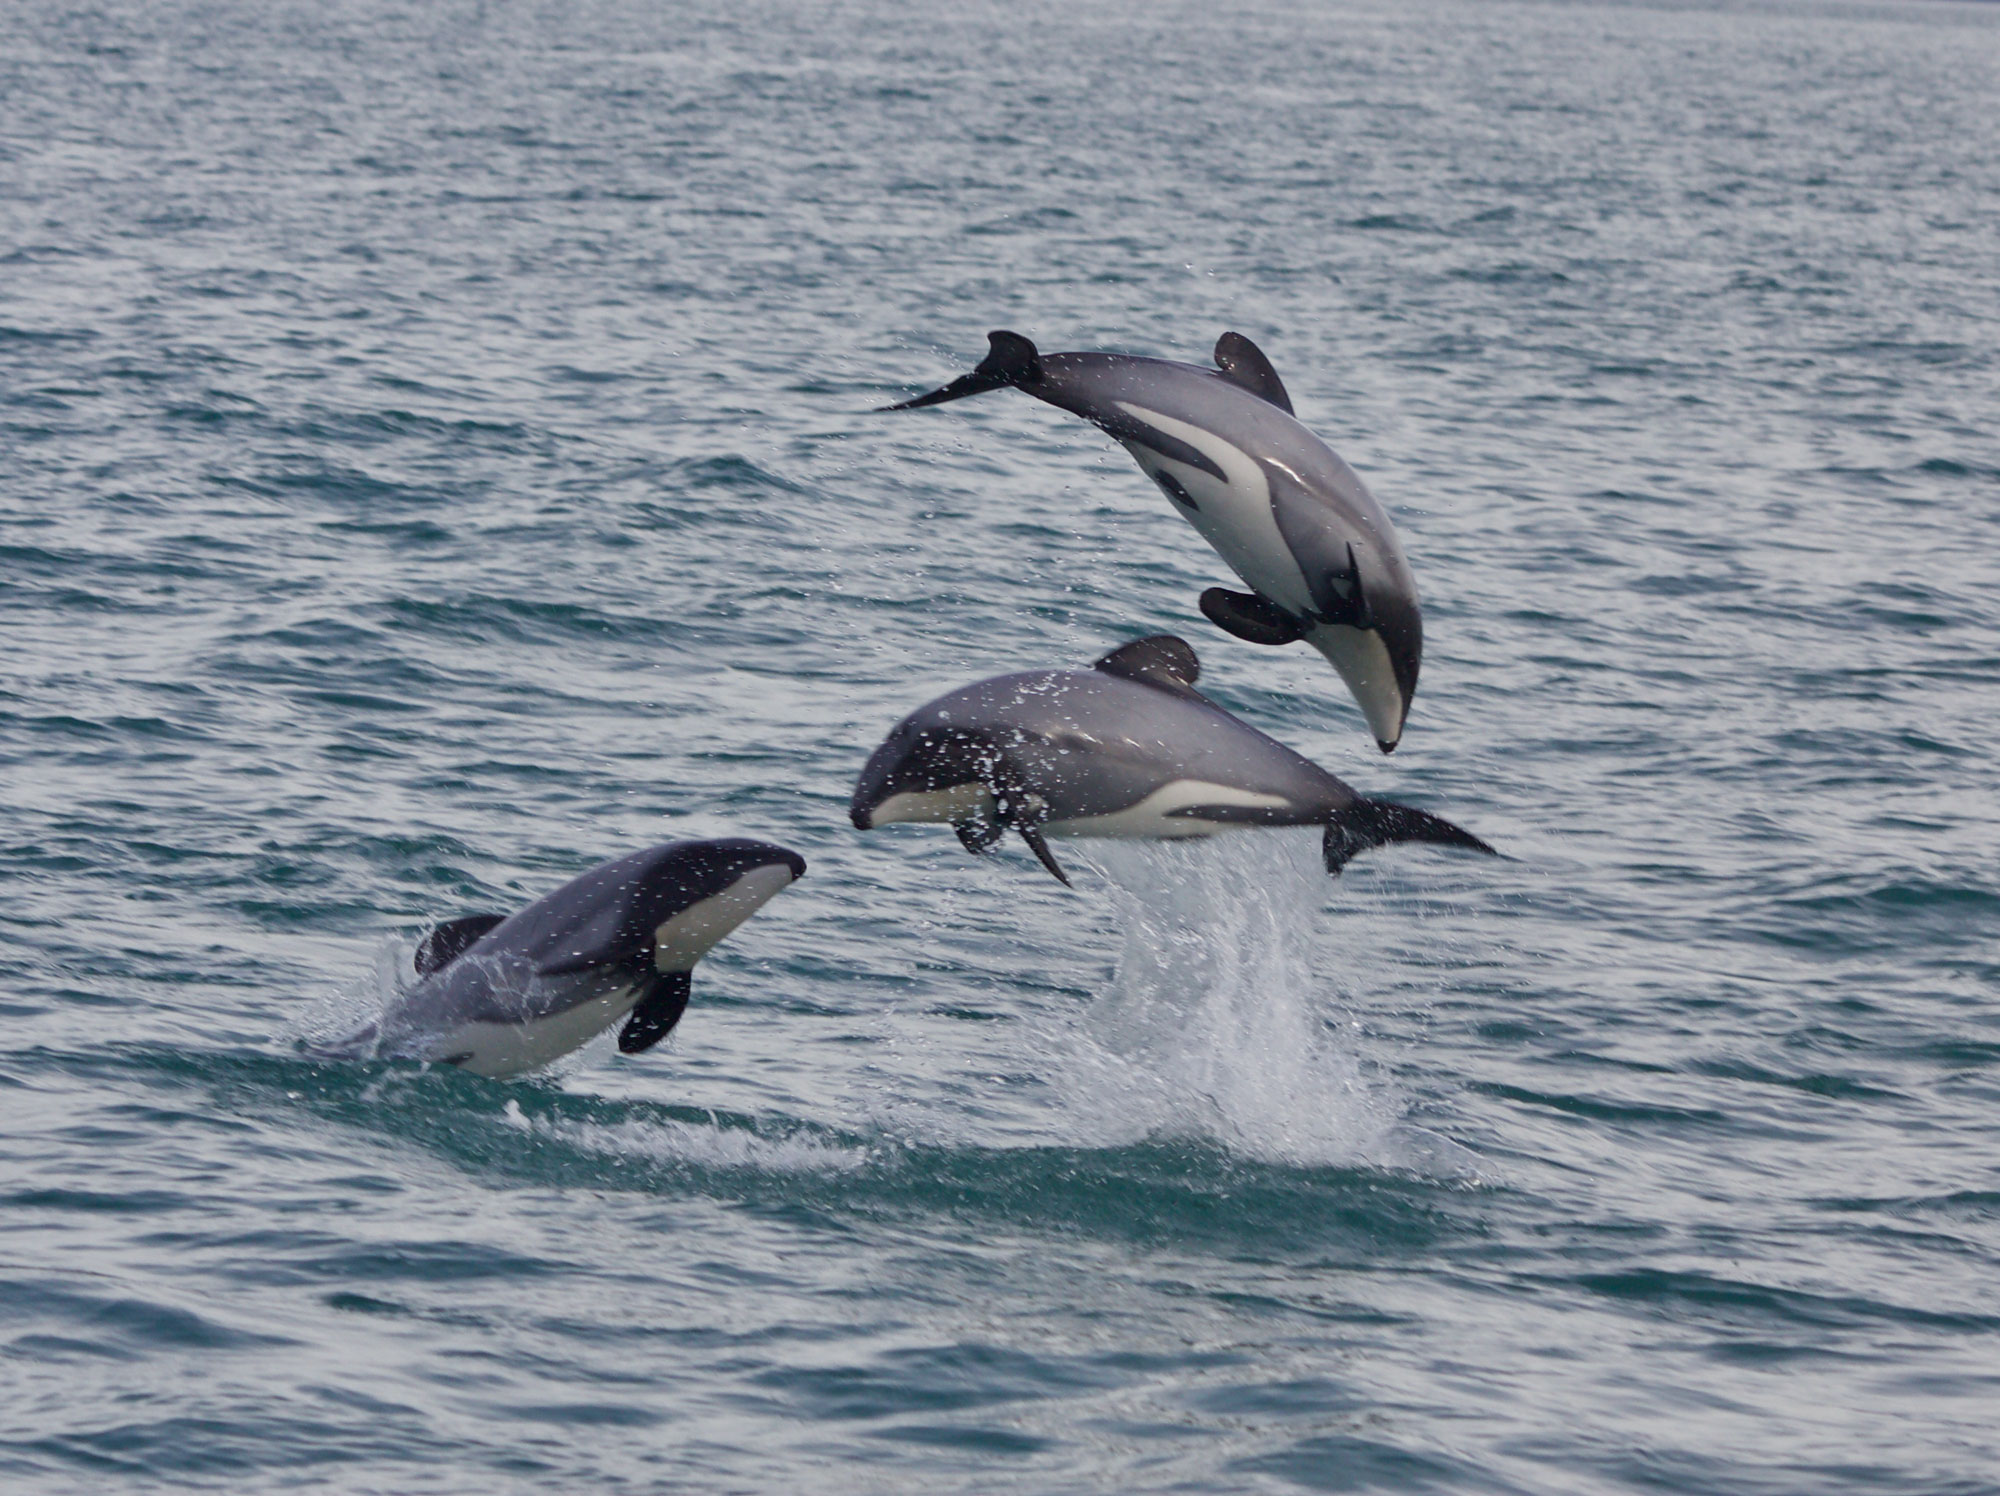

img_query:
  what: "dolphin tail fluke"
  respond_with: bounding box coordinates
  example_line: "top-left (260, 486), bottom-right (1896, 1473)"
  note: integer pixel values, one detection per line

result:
top-left (1199, 587), bottom-right (1306, 646)
top-left (1323, 799), bottom-right (1497, 876)
top-left (879, 330), bottom-right (1043, 410)
top-left (1016, 823), bottom-right (1073, 888)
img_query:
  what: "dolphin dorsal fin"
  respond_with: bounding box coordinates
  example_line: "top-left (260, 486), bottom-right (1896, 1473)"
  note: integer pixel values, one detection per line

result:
top-left (979, 329), bottom-right (1042, 383)
top-left (414, 913), bottom-right (507, 976)
top-left (1213, 332), bottom-right (1294, 414)
top-left (1092, 635), bottom-right (1202, 692)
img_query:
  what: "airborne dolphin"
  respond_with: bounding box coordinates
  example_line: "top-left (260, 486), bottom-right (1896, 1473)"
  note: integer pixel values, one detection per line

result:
top-left (885, 330), bottom-right (1425, 752)
top-left (319, 838), bottom-right (806, 1079)
top-left (849, 635), bottom-right (1493, 887)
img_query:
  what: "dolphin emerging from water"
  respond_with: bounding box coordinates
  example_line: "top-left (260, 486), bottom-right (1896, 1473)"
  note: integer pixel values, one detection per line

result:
top-left (850, 635), bottom-right (1493, 887)
top-left (884, 331), bottom-right (1427, 752)
top-left (318, 839), bottom-right (806, 1079)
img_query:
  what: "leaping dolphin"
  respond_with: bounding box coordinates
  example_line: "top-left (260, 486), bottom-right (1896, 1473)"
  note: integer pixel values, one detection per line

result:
top-left (849, 635), bottom-right (1493, 887)
top-left (885, 330), bottom-right (1425, 752)
top-left (318, 838), bottom-right (806, 1079)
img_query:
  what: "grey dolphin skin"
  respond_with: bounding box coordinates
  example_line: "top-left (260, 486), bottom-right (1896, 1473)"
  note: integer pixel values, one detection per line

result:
top-left (884, 330), bottom-right (1425, 753)
top-left (850, 635), bottom-right (1494, 887)
top-left (319, 838), bottom-right (806, 1079)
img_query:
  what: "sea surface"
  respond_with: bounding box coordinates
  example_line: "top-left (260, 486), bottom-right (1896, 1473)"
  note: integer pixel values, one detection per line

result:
top-left (3, 0), bottom-right (1998, 1490)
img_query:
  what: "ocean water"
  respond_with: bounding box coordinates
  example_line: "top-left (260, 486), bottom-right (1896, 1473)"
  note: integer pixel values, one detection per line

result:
top-left (3, 0), bottom-right (1998, 1489)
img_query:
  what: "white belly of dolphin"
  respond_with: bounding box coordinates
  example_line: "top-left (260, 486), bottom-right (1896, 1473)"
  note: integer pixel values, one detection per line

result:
top-left (1115, 403), bottom-right (1315, 615)
top-left (432, 983), bottom-right (643, 1079)
top-left (1044, 779), bottom-right (1302, 840)
top-left (865, 782), bottom-right (996, 827)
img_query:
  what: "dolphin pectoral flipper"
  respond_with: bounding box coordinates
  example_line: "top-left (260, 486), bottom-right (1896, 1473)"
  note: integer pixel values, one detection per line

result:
top-left (1200, 587), bottom-right (1307, 646)
top-left (618, 969), bottom-right (694, 1055)
top-left (1322, 799), bottom-right (1498, 876)
top-left (1213, 333), bottom-right (1294, 414)
top-left (1015, 824), bottom-right (1073, 888)
top-left (955, 815), bottom-right (1004, 854)
top-left (414, 914), bottom-right (508, 976)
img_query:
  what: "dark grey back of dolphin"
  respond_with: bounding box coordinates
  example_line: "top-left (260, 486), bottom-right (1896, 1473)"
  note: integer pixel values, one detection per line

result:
top-left (330, 839), bottom-right (806, 1067)
top-left (437, 840), bottom-right (803, 982)
top-left (850, 635), bottom-right (1492, 886)
top-left (427, 838), bottom-right (804, 1050)
top-left (883, 331), bottom-right (1426, 753)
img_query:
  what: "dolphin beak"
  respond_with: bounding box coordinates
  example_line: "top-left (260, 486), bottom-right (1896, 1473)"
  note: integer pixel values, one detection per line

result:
top-left (781, 850), bottom-right (808, 880)
top-left (1377, 626), bottom-right (1419, 753)
top-left (1372, 677), bottom-right (1413, 754)
top-left (1308, 618), bottom-right (1417, 753)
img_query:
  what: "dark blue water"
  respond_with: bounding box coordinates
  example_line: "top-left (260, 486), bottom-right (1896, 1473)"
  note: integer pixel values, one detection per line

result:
top-left (4, 0), bottom-right (1998, 1490)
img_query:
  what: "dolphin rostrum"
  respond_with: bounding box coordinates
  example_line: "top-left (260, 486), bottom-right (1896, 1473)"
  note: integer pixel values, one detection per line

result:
top-left (849, 635), bottom-right (1494, 886)
top-left (885, 330), bottom-right (1426, 752)
top-left (318, 838), bottom-right (806, 1079)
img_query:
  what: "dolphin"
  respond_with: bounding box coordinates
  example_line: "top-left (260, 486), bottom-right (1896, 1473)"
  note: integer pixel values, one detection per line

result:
top-left (885, 330), bottom-right (1425, 752)
top-left (318, 838), bottom-right (806, 1079)
top-left (849, 635), bottom-right (1493, 887)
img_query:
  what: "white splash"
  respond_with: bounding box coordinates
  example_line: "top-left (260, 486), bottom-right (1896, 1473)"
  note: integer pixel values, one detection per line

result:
top-left (289, 936), bottom-right (410, 1054)
top-left (292, 938), bottom-right (615, 1077)
top-left (1045, 832), bottom-right (1399, 1166)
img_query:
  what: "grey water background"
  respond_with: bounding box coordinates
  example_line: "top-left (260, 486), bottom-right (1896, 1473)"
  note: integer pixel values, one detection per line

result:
top-left (3, 0), bottom-right (1998, 1488)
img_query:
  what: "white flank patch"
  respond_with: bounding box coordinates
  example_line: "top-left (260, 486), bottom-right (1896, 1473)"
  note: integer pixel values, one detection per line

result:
top-left (1044, 779), bottom-right (1300, 840)
top-left (1114, 402), bottom-right (1314, 613)
top-left (438, 983), bottom-right (643, 1079)
top-left (1305, 622), bottom-right (1406, 747)
top-left (654, 862), bottom-right (798, 971)
top-left (866, 781), bottom-right (994, 827)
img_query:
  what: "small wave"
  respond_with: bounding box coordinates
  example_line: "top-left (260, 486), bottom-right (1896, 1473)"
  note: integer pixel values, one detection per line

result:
top-left (1344, 212), bottom-right (1440, 232)
top-left (496, 1101), bottom-right (870, 1174)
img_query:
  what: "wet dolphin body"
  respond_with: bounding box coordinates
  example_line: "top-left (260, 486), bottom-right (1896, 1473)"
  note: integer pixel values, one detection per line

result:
top-left (886, 330), bottom-right (1425, 752)
top-left (850, 636), bottom-right (1493, 887)
top-left (320, 839), bottom-right (806, 1079)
